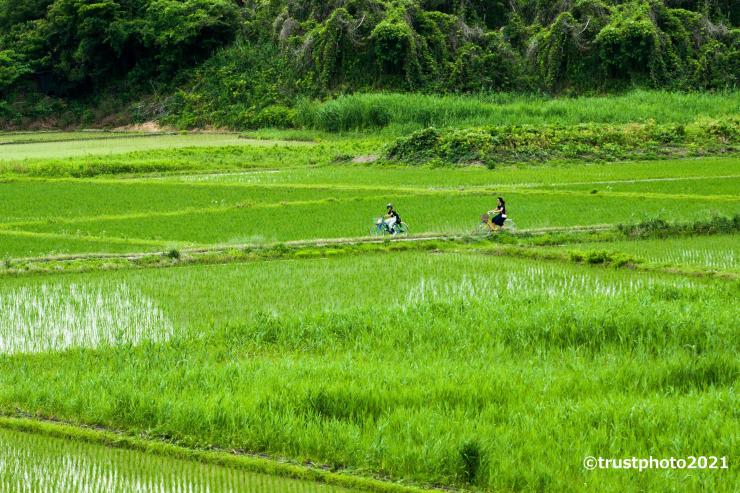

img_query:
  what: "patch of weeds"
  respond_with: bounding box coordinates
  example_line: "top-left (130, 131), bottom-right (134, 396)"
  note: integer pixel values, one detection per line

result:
top-left (459, 440), bottom-right (483, 484)
top-left (165, 249), bottom-right (181, 260)
top-left (619, 214), bottom-right (740, 238)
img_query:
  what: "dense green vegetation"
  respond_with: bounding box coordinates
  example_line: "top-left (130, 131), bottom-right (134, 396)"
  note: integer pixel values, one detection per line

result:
top-left (1, 0), bottom-right (738, 128)
top-left (561, 234), bottom-right (740, 271)
top-left (1, 253), bottom-right (737, 491)
top-left (384, 117), bottom-right (739, 166)
top-left (0, 0), bottom-right (737, 485)
top-left (295, 91), bottom-right (740, 132)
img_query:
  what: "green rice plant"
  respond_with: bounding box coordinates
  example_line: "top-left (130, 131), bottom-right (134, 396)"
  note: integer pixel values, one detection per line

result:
top-left (0, 230), bottom-right (168, 259)
top-left (0, 136), bottom-right (377, 177)
top-left (0, 131), bottom-right (149, 144)
top-left (0, 283), bottom-right (174, 355)
top-left (162, 156), bottom-right (740, 191)
top-left (0, 134), bottom-right (312, 162)
top-left (563, 234), bottom-right (740, 272)
top-left (0, 428), bottom-right (359, 492)
top-left (1, 128), bottom-right (738, 492)
top-left (547, 176), bottom-right (740, 197)
top-left (0, 253), bottom-right (736, 491)
top-left (14, 192), bottom-right (737, 249)
top-left (0, 179), bottom-right (378, 224)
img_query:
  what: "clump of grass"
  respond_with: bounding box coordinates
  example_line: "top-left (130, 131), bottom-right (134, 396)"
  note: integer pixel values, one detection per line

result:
top-left (569, 250), bottom-right (638, 267)
top-left (459, 440), bottom-right (483, 484)
top-left (296, 96), bottom-right (392, 132)
top-left (165, 248), bottom-right (181, 260)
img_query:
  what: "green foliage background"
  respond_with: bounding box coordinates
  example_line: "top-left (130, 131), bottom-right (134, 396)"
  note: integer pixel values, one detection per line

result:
top-left (0, 0), bottom-right (737, 128)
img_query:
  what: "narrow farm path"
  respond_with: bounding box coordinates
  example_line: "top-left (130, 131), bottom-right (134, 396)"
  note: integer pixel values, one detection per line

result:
top-left (7, 224), bottom-right (614, 263)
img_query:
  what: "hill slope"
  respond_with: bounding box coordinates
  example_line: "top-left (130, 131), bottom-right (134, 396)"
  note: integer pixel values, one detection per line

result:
top-left (0, 0), bottom-right (737, 128)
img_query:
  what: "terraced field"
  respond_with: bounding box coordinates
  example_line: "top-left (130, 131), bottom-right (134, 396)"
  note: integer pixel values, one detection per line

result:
top-left (2, 152), bottom-right (738, 258)
top-left (0, 130), bottom-right (737, 492)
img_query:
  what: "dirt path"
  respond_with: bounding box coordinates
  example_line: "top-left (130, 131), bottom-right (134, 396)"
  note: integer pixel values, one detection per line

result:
top-left (10, 224), bottom-right (614, 263)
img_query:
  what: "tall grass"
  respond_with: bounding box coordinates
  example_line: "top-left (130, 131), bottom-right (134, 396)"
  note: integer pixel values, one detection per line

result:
top-left (297, 91), bottom-right (740, 132)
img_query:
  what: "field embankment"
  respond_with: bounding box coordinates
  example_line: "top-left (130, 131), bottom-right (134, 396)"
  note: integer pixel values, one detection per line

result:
top-left (0, 419), bottom-right (430, 493)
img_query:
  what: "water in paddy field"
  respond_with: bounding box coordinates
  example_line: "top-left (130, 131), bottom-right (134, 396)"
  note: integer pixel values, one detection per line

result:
top-left (0, 283), bottom-right (174, 355)
top-left (0, 428), bottom-right (358, 493)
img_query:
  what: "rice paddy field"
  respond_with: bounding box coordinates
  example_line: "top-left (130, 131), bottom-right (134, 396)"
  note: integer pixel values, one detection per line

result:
top-left (0, 120), bottom-right (738, 492)
top-left (0, 427), bottom-right (358, 493)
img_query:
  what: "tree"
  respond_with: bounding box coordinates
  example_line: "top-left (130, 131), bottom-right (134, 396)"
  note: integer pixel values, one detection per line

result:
top-left (142, 0), bottom-right (241, 75)
top-left (0, 49), bottom-right (30, 93)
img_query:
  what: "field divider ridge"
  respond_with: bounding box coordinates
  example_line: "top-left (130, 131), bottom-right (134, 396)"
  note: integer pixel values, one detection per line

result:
top-left (0, 132), bottom-right (183, 146)
top-left (0, 228), bottom-right (173, 247)
top-left (5, 224), bottom-right (615, 263)
top-left (0, 416), bottom-right (450, 493)
top-left (4, 224), bottom-right (737, 281)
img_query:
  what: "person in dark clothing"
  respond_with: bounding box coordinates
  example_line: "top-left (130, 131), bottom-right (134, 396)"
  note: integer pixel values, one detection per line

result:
top-left (487, 197), bottom-right (507, 230)
top-left (384, 203), bottom-right (401, 234)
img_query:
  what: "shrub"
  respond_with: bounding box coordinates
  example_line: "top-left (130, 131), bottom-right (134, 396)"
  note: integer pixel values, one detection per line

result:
top-left (382, 118), bottom-right (739, 165)
top-left (0, 50), bottom-right (30, 93)
top-left (438, 129), bottom-right (494, 164)
top-left (253, 105), bottom-right (296, 128)
top-left (703, 118), bottom-right (739, 142)
top-left (595, 3), bottom-right (661, 83)
top-left (2, 0), bottom-right (739, 127)
top-left (585, 250), bottom-right (611, 264)
top-left (371, 17), bottom-right (414, 75)
top-left (165, 249), bottom-right (181, 260)
top-left (384, 127), bottom-right (442, 163)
